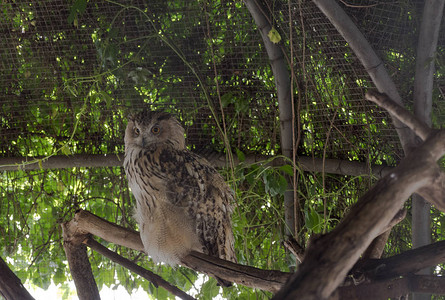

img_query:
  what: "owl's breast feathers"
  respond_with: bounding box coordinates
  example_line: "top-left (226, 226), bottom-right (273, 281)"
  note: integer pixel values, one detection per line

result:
top-left (124, 143), bottom-right (237, 264)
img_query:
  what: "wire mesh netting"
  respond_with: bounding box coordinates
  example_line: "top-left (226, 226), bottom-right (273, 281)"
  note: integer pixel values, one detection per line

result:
top-left (1, 0), bottom-right (445, 297)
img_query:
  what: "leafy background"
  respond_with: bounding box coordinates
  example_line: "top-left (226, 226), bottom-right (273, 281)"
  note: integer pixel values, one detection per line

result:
top-left (1, 0), bottom-right (445, 299)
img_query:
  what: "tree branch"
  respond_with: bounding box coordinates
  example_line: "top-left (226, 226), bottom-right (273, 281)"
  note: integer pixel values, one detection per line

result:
top-left (66, 210), bottom-right (291, 293)
top-left (362, 209), bottom-right (406, 259)
top-left (272, 129), bottom-right (445, 299)
top-left (0, 153), bottom-right (393, 180)
top-left (413, 0), bottom-right (444, 127)
top-left (312, 0), bottom-right (415, 153)
top-left (365, 91), bottom-right (445, 211)
top-left (365, 90), bottom-right (431, 140)
top-left (83, 236), bottom-right (195, 300)
top-left (354, 240), bottom-right (445, 281)
top-left (335, 275), bottom-right (445, 299)
top-left (0, 256), bottom-right (35, 300)
top-left (243, 0), bottom-right (295, 239)
top-left (61, 222), bottom-right (100, 300)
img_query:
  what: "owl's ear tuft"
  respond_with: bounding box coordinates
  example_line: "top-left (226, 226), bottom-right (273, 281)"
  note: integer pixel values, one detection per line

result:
top-left (127, 112), bottom-right (136, 121)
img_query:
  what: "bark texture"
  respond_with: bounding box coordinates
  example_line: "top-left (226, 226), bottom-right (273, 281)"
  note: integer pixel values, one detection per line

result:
top-left (0, 256), bottom-right (35, 300)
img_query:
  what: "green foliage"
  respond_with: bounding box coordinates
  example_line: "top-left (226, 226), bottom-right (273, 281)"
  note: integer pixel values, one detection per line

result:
top-left (2, 0), bottom-right (444, 299)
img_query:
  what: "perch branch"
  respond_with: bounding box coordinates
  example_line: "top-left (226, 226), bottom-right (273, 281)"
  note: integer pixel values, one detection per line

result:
top-left (68, 210), bottom-right (291, 293)
top-left (0, 154), bottom-right (394, 180)
top-left (83, 237), bottom-right (195, 300)
top-left (72, 209), bottom-right (144, 252)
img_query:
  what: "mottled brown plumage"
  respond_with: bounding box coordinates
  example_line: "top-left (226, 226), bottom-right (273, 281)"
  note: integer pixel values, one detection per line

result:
top-left (124, 110), bottom-right (236, 283)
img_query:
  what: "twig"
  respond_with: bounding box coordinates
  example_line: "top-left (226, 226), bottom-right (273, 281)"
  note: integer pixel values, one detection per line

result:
top-left (83, 237), bottom-right (195, 300)
top-left (283, 238), bottom-right (305, 263)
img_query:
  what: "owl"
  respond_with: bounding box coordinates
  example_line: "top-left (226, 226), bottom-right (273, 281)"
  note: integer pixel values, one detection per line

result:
top-left (124, 110), bottom-right (236, 285)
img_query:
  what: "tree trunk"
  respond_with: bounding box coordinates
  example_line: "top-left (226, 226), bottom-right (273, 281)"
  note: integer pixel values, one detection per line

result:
top-left (243, 0), bottom-right (297, 242)
top-left (411, 1), bottom-right (444, 298)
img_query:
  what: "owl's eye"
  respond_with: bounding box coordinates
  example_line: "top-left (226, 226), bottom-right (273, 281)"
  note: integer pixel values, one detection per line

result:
top-left (133, 127), bottom-right (140, 136)
top-left (151, 125), bottom-right (161, 134)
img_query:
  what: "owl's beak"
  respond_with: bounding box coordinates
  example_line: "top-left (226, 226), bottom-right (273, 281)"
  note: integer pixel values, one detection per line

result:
top-left (142, 137), bottom-right (148, 148)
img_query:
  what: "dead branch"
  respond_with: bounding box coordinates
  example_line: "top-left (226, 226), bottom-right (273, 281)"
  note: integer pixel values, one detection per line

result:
top-left (365, 90), bottom-right (431, 140)
top-left (283, 237), bottom-right (305, 263)
top-left (83, 237), bottom-right (195, 300)
top-left (67, 209), bottom-right (291, 293)
top-left (272, 129), bottom-right (445, 299)
top-left (365, 90), bottom-right (445, 211)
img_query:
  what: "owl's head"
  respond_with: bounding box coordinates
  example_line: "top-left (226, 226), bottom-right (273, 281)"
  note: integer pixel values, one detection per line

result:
top-left (125, 110), bottom-right (185, 150)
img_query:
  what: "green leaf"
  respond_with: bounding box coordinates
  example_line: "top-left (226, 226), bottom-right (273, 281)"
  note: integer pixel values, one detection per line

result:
top-left (67, 0), bottom-right (87, 24)
top-left (263, 170), bottom-right (288, 196)
top-left (279, 164), bottom-right (294, 176)
top-left (61, 144), bottom-right (71, 156)
top-left (268, 27), bottom-right (281, 44)
top-left (53, 268), bottom-right (66, 286)
top-left (305, 208), bottom-right (323, 234)
top-left (235, 148), bottom-right (245, 162)
top-left (200, 277), bottom-right (219, 299)
top-left (99, 91), bottom-right (113, 109)
top-left (234, 97), bottom-right (249, 114)
top-left (221, 92), bottom-right (234, 107)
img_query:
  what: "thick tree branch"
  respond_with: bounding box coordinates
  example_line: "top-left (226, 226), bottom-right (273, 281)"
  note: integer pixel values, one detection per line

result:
top-left (312, 0), bottom-right (415, 153)
top-left (412, 1), bottom-right (443, 284)
top-left (335, 275), bottom-right (445, 300)
top-left (83, 237), bottom-right (195, 300)
top-left (273, 129), bottom-right (445, 299)
top-left (362, 209), bottom-right (406, 259)
top-left (416, 172), bottom-right (445, 212)
top-left (355, 240), bottom-right (445, 281)
top-left (0, 256), bottom-right (35, 300)
top-left (413, 0), bottom-right (444, 128)
top-left (365, 91), bottom-right (445, 211)
top-left (67, 210), bottom-right (291, 293)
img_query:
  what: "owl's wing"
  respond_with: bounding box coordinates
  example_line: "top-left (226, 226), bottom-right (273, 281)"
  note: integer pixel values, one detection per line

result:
top-left (141, 145), bottom-right (237, 263)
